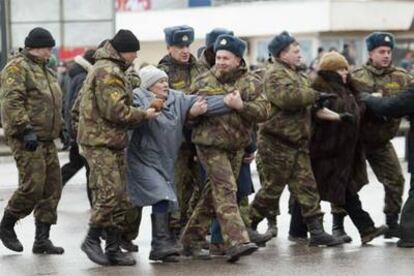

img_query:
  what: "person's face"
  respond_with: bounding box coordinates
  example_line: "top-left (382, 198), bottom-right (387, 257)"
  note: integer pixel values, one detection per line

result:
top-left (369, 46), bottom-right (392, 68)
top-left (336, 68), bottom-right (349, 84)
top-left (120, 52), bottom-right (138, 65)
top-left (279, 44), bottom-right (302, 67)
top-left (30, 47), bottom-right (53, 60)
top-left (168, 45), bottom-right (191, 63)
top-left (215, 50), bottom-right (241, 73)
top-left (149, 78), bottom-right (169, 99)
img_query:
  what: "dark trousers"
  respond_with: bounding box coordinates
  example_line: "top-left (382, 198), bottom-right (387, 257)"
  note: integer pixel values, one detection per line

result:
top-left (290, 189), bottom-right (374, 236)
top-left (61, 143), bottom-right (91, 206)
top-left (400, 175), bottom-right (414, 242)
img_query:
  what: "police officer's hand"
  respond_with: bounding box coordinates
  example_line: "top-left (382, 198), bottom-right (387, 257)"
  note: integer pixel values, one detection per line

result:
top-left (224, 90), bottom-right (244, 111)
top-left (339, 112), bottom-right (355, 124)
top-left (23, 131), bottom-right (38, 151)
top-left (145, 108), bottom-right (160, 120)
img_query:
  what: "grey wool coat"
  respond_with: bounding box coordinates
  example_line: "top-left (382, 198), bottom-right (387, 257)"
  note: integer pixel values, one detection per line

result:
top-left (127, 88), bottom-right (229, 210)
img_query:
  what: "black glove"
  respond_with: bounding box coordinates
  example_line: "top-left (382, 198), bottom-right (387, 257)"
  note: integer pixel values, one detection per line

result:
top-left (23, 131), bottom-right (38, 151)
top-left (339, 112), bottom-right (355, 124)
top-left (316, 92), bottom-right (337, 108)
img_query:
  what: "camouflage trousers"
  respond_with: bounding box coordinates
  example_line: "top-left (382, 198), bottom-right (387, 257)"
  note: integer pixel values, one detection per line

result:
top-left (256, 152), bottom-right (281, 224)
top-left (171, 144), bottom-right (202, 231)
top-left (181, 145), bottom-right (249, 248)
top-left (6, 139), bottom-right (62, 224)
top-left (121, 206), bottom-right (142, 241)
top-left (81, 146), bottom-right (132, 229)
top-left (249, 138), bottom-right (323, 226)
top-left (332, 142), bottom-right (405, 216)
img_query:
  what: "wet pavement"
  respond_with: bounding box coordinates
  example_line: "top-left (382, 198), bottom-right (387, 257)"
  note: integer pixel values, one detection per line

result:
top-left (1, 138), bottom-right (414, 276)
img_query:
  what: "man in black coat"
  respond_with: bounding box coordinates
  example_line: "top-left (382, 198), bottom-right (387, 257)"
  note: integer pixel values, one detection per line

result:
top-left (361, 84), bottom-right (414, 247)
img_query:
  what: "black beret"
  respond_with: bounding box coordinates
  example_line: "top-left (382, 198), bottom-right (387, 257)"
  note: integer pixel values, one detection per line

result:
top-left (205, 28), bottom-right (234, 48)
top-left (268, 31), bottom-right (296, 57)
top-left (366, 32), bottom-right (395, 51)
top-left (164, 25), bottom-right (194, 47)
top-left (24, 27), bottom-right (56, 48)
top-left (110, 29), bottom-right (140, 53)
top-left (214, 35), bottom-right (246, 58)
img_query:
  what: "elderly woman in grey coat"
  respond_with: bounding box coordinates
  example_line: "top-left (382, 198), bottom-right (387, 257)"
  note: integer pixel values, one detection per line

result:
top-left (126, 65), bottom-right (241, 262)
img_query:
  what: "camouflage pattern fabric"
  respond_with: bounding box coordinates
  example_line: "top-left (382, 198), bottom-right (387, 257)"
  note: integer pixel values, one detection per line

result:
top-left (77, 42), bottom-right (147, 150)
top-left (81, 145), bottom-right (131, 228)
top-left (120, 206), bottom-right (142, 241)
top-left (352, 62), bottom-right (414, 214)
top-left (180, 146), bottom-right (249, 248)
top-left (6, 139), bottom-right (62, 224)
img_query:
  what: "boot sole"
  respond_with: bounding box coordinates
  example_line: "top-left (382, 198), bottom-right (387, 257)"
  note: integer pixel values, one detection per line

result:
top-left (32, 247), bottom-right (64, 254)
top-left (397, 240), bottom-right (414, 248)
top-left (81, 243), bottom-right (110, 266)
top-left (309, 239), bottom-right (344, 247)
top-left (149, 251), bottom-right (180, 261)
top-left (227, 246), bottom-right (258, 263)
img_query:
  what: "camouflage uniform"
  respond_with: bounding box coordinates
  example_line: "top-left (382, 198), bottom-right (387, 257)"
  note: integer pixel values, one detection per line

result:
top-left (0, 49), bottom-right (63, 224)
top-left (158, 54), bottom-right (204, 231)
top-left (351, 62), bottom-right (414, 215)
top-left (77, 42), bottom-right (147, 229)
top-left (180, 65), bottom-right (270, 248)
top-left (249, 59), bottom-right (323, 226)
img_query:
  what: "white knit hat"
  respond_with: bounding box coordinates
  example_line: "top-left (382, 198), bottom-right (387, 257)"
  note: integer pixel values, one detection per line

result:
top-left (139, 65), bottom-right (168, 90)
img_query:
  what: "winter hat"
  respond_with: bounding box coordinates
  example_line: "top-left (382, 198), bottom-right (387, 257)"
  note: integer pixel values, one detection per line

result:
top-left (110, 30), bottom-right (140, 53)
top-left (214, 35), bottom-right (246, 57)
top-left (139, 65), bottom-right (168, 90)
top-left (24, 27), bottom-right (56, 48)
top-left (164, 25), bottom-right (194, 46)
top-left (366, 32), bottom-right (395, 52)
top-left (205, 28), bottom-right (234, 48)
top-left (318, 52), bottom-right (349, 72)
top-left (268, 31), bottom-right (296, 57)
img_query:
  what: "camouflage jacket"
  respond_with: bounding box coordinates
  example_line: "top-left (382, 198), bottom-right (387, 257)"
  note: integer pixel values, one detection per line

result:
top-left (0, 49), bottom-right (63, 141)
top-left (352, 62), bottom-right (414, 148)
top-left (77, 42), bottom-right (147, 149)
top-left (190, 65), bottom-right (270, 150)
top-left (158, 54), bottom-right (203, 93)
top-left (259, 59), bottom-right (320, 148)
top-left (197, 48), bottom-right (215, 75)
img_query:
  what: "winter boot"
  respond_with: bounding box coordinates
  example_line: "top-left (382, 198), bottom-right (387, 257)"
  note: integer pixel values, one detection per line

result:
top-left (81, 226), bottom-right (110, 265)
top-left (384, 214), bottom-right (401, 239)
top-left (120, 237), bottom-right (139, 252)
top-left (0, 210), bottom-right (23, 252)
top-left (226, 242), bottom-right (258, 263)
top-left (149, 213), bottom-right (180, 262)
top-left (105, 227), bottom-right (136, 266)
top-left (307, 217), bottom-right (344, 247)
top-left (332, 214), bottom-right (352, 243)
top-left (361, 225), bottom-right (388, 244)
top-left (247, 227), bottom-right (273, 247)
top-left (265, 218), bottom-right (278, 238)
top-left (32, 221), bottom-right (64, 254)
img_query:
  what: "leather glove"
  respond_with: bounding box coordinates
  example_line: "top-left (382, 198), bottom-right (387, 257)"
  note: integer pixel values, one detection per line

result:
top-left (23, 131), bottom-right (38, 152)
top-left (339, 112), bottom-right (355, 124)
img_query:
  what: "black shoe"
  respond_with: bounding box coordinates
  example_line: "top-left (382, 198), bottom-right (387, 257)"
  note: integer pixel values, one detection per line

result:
top-left (384, 214), bottom-right (401, 239)
top-left (0, 210), bottom-right (23, 252)
top-left (247, 228), bottom-right (272, 247)
top-left (332, 214), bottom-right (352, 243)
top-left (120, 238), bottom-right (139, 252)
top-left (32, 221), bottom-right (64, 254)
top-left (307, 217), bottom-right (344, 247)
top-left (361, 225), bottom-right (388, 244)
top-left (226, 243), bottom-right (258, 263)
top-left (288, 235), bottom-right (308, 243)
top-left (397, 239), bottom-right (414, 248)
top-left (149, 213), bottom-right (180, 262)
top-left (105, 227), bottom-right (136, 266)
top-left (81, 227), bottom-right (110, 266)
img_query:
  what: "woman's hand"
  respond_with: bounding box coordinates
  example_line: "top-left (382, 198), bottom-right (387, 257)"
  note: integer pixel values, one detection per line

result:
top-left (189, 97), bottom-right (208, 118)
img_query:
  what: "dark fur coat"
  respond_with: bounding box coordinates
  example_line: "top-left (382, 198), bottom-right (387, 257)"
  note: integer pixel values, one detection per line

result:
top-left (310, 71), bottom-right (368, 205)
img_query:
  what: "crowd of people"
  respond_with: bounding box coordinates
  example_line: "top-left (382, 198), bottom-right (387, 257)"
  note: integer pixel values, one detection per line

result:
top-left (0, 24), bottom-right (413, 267)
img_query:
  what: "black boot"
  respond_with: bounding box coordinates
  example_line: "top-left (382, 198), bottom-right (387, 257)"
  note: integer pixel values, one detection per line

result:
top-left (361, 225), bottom-right (388, 244)
top-left (226, 242), bottom-right (258, 263)
top-left (384, 214), bottom-right (401, 239)
top-left (32, 221), bottom-right (64, 254)
top-left (0, 210), bottom-right (23, 252)
top-left (332, 214), bottom-right (352, 243)
top-left (149, 213), bottom-right (180, 262)
top-left (81, 226), bottom-right (110, 265)
top-left (105, 227), bottom-right (136, 266)
top-left (247, 228), bottom-right (273, 247)
top-left (307, 217), bottom-right (344, 247)
top-left (120, 237), bottom-right (139, 252)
